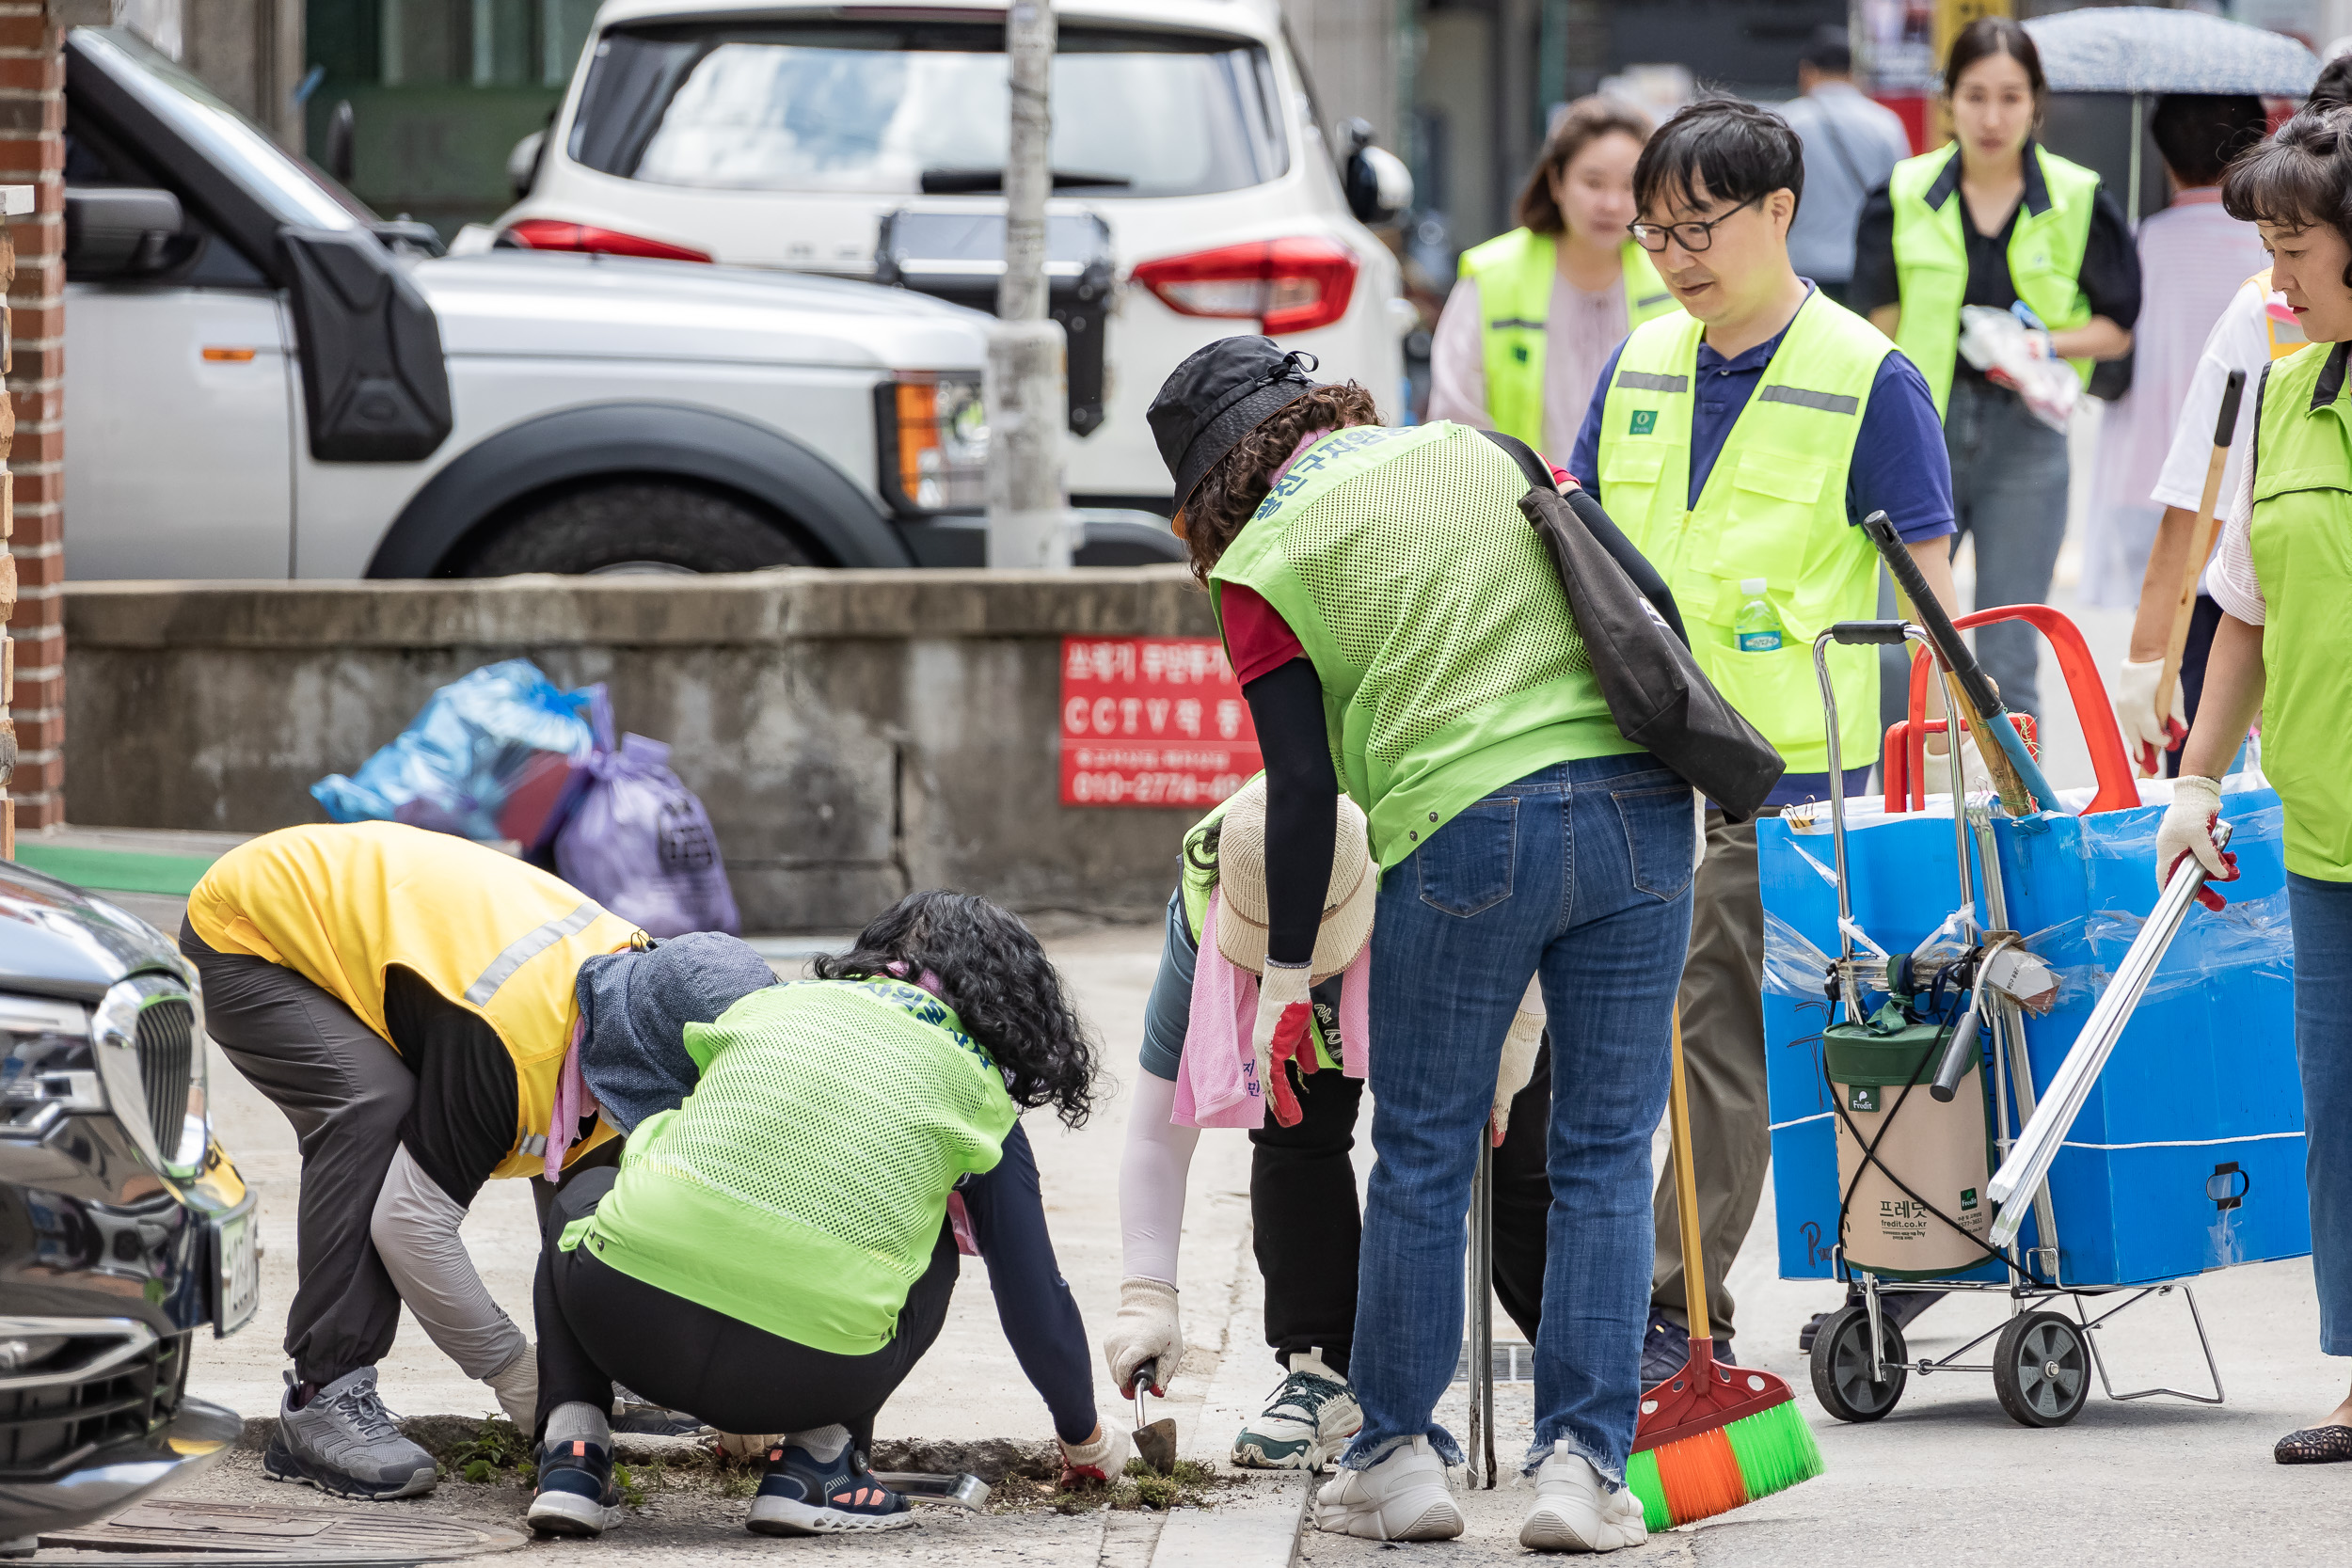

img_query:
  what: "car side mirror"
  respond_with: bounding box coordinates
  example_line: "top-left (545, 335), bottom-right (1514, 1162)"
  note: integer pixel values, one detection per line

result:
top-left (64, 186), bottom-right (187, 279)
top-left (508, 129), bottom-right (546, 201)
top-left (1340, 119), bottom-right (1413, 228)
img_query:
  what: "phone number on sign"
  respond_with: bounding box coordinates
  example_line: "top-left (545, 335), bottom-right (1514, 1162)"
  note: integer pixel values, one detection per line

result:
top-left (1066, 771), bottom-right (1252, 806)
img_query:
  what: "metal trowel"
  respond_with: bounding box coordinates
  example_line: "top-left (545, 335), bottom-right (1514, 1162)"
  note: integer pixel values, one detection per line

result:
top-left (1129, 1367), bottom-right (1177, 1475)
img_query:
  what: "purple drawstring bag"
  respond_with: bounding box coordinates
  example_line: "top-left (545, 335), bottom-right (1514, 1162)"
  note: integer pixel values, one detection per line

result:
top-left (555, 695), bottom-right (741, 937)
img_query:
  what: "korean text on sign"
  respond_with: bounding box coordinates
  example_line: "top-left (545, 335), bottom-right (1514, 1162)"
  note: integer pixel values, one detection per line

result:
top-left (1059, 637), bottom-right (1263, 807)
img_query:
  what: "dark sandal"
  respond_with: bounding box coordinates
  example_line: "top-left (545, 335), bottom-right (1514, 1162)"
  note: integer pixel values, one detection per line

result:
top-left (2275, 1425), bottom-right (2352, 1464)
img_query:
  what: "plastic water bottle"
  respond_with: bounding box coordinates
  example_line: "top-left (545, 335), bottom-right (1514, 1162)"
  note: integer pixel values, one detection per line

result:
top-left (1735, 578), bottom-right (1783, 654)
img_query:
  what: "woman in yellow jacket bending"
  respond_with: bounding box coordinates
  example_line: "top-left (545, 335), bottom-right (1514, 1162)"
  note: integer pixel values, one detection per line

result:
top-left (182, 821), bottom-right (773, 1500)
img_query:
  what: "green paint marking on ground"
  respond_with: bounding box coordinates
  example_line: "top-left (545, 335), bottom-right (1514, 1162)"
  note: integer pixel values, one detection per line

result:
top-left (8, 844), bottom-right (218, 896)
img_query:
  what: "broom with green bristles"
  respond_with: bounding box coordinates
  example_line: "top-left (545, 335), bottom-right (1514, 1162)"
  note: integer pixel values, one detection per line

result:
top-left (1625, 1009), bottom-right (1825, 1530)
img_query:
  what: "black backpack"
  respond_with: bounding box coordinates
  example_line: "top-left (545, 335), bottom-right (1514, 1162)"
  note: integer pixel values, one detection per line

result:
top-left (1480, 431), bottom-right (1786, 822)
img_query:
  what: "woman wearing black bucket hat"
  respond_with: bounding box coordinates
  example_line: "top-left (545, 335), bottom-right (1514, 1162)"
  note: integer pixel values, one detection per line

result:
top-left (1148, 339), bottom-right (1694, 1552)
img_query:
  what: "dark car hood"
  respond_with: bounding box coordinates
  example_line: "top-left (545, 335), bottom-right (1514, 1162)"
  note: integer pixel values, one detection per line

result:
top-left (0, 859), bottom-right (186, 1003)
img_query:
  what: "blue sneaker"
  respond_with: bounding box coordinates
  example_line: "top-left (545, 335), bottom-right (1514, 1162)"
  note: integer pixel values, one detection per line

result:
top-left (745, 1439), bottom-right (914, 1536)
top-left (1640, 1317), bottom-right (1735, 1389)
top-left (527, 1437), bottom-right (624, 1538)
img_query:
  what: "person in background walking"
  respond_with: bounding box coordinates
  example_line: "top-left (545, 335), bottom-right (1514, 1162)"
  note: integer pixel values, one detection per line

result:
top-left (1104, 777), bottom-right (1551, 1472)
top-left (2154, 104), bottom-right (2352, 1465)
top-left (1565, 100), bottom-right (1963, 1384)
top-left (1431, 96), bottom-right (1677, 460)
top-left (2081, 95), bottom-right (2269, 621)
top-left (1850, 16), bottom-right (2139, 728)
top-left (1779, 25), bottom-right (1913, 309)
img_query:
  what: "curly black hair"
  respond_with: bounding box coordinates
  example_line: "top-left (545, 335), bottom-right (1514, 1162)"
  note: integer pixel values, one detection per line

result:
top-left (814, 890), bottom-right (1100, 1128)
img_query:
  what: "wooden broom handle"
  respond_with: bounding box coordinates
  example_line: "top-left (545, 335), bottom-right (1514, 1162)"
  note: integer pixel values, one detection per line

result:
top-left (1668, 1006), bottom-right (1708, 1342)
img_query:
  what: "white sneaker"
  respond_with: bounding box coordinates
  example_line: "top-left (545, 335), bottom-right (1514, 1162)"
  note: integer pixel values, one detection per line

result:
top-left (1312, 1436), bottom-right (1464, 1542)
top-left (1233, 1349), bottom-right (1362, 1471)
top-left (1518, 1443), bottom-right (1648, 1552)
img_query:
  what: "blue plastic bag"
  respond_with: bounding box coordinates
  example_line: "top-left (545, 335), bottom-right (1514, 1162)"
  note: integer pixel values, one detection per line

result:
top-left (311, 660), bottom-right (598, 848)
top-left (554, 698), bottom-right (740, 938)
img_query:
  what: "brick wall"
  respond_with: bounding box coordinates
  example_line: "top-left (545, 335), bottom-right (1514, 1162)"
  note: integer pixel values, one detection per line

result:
top-left (0, 4), bottom-right (61, 843)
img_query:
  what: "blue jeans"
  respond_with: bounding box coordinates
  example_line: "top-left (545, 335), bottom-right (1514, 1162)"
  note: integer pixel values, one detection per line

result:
top-left (1945, 373), bottom-right (2070, 722)
top-left (1338, 754), bottom-right (1696, 1481)
top-left (2291, 873), bottom-right (2352, 1355)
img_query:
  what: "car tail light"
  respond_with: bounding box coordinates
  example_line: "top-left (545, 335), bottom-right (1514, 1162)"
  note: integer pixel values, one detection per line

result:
top-left (505, 219), bottom-right (711, 263)
top-left (1130, 239), bottom-right (1359, 335)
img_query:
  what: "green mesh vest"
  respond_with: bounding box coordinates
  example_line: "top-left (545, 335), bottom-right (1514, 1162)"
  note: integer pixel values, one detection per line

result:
top-left (1887, 141), bottom-right (2101, 418)
top-left (1210, 421), bottom-right (1632, 869)
top-left (1595, 292), bottom-right (1891, 773)
top-left (1458, 227), bottom-right (1680, 446)
top-left (2247, 344), bottom-right (2352, 880)
top-left (560, 979), bottom-right (1015, 1354)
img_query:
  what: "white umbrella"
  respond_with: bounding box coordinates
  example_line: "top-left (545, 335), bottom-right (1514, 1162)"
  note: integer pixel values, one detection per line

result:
top-left (2023, 6), bottom-right (2318, 97)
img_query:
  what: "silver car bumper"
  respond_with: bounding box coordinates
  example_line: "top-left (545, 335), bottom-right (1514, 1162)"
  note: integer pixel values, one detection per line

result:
top-left (0, 1393), bottom-right (241, 1539)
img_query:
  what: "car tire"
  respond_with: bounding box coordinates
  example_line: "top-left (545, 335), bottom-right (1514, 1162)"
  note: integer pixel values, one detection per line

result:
top-left (455, 481), bottom-right (818, 576)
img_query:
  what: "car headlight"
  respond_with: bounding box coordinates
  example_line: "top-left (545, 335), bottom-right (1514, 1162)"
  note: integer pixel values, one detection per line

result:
top-left (881, 372), bottom-right (988, 512)
top-left (0, 994), bottom-right (106, 1129)
top-left (89, 974), bottom-right (208, 1179)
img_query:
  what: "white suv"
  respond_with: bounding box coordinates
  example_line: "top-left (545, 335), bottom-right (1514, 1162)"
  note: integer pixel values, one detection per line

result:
top-left (498, 0), bottom-right (1413, 512)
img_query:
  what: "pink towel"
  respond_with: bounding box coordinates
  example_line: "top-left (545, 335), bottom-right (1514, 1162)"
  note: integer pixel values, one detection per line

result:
top-left (543, 1012), bottom-right (591, 1183)
top-left (1173, 890), bottom-right (1264, 1128)
top-left (1336, 940), bottom-right (1370, 1079)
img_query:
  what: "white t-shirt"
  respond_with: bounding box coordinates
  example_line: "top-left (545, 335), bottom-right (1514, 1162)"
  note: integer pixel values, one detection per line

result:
top-left (2150, 275), bottom-right (2275, 514)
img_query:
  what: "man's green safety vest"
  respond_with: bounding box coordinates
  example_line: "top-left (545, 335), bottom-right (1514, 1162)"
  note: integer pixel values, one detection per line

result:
top-left (1887, 140), bottom-right (2100, 418)
top-left (2246, 341), bottom-right (2352, 881)
top-left (1175, 791), bottom-right (1339, 1069)
top-left (1459, 228), bottom-right (1680, 446)
top-left (1210, 421), bottom-right (1632, 868)
top-left (1594, 292), bottom-right (1892, 774)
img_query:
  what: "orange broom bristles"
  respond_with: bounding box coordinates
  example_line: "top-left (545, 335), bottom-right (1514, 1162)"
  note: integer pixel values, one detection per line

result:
top-left (1648, 1426), bottom-right (1748, 1523)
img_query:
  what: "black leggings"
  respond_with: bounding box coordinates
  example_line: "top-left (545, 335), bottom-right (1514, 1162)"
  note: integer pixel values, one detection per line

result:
top-left (1252, 1041), bottom-right (1552, 1377)
top-left (532, 1166), bottom-right (958, 1450)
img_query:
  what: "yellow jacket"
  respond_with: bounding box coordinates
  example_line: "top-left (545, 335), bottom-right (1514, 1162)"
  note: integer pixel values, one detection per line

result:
top-left (188, 821), bottom-right (641, 1180)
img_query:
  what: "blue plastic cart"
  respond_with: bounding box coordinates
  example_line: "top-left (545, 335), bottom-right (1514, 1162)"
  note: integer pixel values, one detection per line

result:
top-left (1760, 614), bottom-right (2302, 1427)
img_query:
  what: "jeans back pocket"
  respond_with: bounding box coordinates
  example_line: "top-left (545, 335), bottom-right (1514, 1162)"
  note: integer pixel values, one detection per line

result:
top-left (1416, 797), bottom-right (1518, 917)
top-left (1613, 784), bottom-right (1696, 901)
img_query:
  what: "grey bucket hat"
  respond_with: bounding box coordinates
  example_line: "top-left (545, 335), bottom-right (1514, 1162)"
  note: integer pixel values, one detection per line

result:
top-left (1147, 337), bottom-right (1323, 512)
top-left (574, 931), bottom-right (777, 1132)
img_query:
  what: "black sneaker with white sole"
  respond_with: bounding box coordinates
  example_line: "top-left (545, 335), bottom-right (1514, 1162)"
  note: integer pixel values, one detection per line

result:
top-left (528, 1436), bottom-right (626, 1538)
top-left (262, 1369), bottom-right (437, 1501)
top-left (745, 1440), bottom-right (914, 1536)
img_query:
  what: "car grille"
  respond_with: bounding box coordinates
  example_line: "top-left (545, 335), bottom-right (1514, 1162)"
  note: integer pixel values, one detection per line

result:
top-left (135, 997), bottom-right (194, 1160)
top-left (0, 1327), bottom-right (186, 1481)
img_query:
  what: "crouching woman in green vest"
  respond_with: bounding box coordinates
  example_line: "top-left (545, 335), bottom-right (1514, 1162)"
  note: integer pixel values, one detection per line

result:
top-left (2162, 108), bottom-right (2352, 1465)
top-left (1849, 16), bottom-right (2137, 727)
top-left (1149, 337), bottom-right (1696, 1552)
top-left (521, 891), bottom-right (1100, 1538)
top-left (1432, 95), bottom-right (1680, 460)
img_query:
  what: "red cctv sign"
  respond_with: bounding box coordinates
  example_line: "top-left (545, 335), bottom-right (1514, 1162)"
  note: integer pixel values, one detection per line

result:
top-left (1059, 637), bottom-right (1262, 807)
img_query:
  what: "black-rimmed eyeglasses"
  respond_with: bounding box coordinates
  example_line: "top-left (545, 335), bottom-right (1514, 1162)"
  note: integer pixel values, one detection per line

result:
top-left (1628, 196), bottom-right (1762, 254)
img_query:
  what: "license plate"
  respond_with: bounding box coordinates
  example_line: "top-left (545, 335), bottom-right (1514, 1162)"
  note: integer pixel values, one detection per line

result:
top-left (212, 1204), bottom-right (260, 1338)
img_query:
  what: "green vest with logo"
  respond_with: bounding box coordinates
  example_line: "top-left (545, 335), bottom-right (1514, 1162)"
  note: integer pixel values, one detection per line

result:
top-left (1595, 293), bottom-right (1892, 774)
top-left (2246, 343), bottom-right (2352, 881)
top-left (1209, 421), bottom-right (1633, 869)
top-left (1459, 228), bottom-right (1680, 446)
top-left (1176, 790), bottom-right (1339, 1069)
top-left (1887, 142), bottom-right (2100, 418)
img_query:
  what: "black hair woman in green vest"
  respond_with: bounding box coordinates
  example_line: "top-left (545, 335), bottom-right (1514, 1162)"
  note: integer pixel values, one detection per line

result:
top-left (1848, 17), bottom-right (2139, 727)
top-left (1431, 96), bottom-right (1679, 462)
top-left (2161, 105), bottom-right (2352, 1467)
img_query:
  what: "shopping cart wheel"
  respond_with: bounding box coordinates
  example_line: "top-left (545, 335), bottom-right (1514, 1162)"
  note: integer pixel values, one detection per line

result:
top-left (1809, 1304), bottom-right (1907, 1422)
top-left (1992, 1310), bottom-right (2090, 1428)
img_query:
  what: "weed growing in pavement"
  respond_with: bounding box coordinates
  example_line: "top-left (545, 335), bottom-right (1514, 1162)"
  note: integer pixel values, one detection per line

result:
top-left (998, 1458), bottom-right (1237, 1515)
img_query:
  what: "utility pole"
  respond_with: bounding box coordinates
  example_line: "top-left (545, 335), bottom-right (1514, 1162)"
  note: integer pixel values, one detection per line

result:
top-left (986, 0), bottom-right (1075, 570)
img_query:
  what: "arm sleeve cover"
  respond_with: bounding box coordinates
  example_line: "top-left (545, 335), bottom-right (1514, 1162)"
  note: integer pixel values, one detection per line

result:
top-left (1243, 658), bottom-right (1342, 968)
top-left (369, 1144), bottom-right (529, 1381)
top-left (1119, 1072), bottom-right (1199, 1288)
top-left (960, 1121), bottom-right (1100, 1445)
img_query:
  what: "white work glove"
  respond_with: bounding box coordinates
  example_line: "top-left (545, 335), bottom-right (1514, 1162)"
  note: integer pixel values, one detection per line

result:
top-left (1492, 980), bottom-right (1545, 1147)
top-left (1251, 958), bottom-right (1316, 1129)
top-left (2113, 657), bottom-right (2185, 778)
top-left (485, 1344), bottom-right (538, 1430)
top-left (1058, 1422), bottom-right (1132, 1486)
top-left (2156, 775), bottom-right (2240, 911)
top-left (1924, 725), bottom-right (1992, 800)
top-left (1103, 1277), bottom-right (1184, 1396)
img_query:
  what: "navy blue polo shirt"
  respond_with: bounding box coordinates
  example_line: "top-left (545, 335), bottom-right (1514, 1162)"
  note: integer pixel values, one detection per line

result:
top-left (1564, 287), bottom-right (1957, 809)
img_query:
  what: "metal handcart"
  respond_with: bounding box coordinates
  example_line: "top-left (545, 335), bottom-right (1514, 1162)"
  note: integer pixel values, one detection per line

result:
top-left (1762, 610), bottom-right (2302, 1429)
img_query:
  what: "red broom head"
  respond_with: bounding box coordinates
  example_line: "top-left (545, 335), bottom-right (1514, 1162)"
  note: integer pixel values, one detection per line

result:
top-left (1625, 1338), bottom-right (1824, 1529)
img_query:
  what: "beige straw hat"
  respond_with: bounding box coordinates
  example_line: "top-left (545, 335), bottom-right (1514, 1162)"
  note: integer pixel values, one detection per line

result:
top-left (1212, 778), bottom-right (1376, 983)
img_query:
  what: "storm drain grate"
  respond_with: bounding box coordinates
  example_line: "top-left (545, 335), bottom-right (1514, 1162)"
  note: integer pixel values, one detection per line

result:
top-left (40, 1497), bottom-right (526, 1560)
top-left (1452, 1339), bottom-right (1534, 1383)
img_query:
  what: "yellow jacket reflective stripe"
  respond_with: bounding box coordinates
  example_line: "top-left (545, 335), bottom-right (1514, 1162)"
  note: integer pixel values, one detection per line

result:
top-left (1458, 227), bottom-right (1680, 446)
top-left (188, 821), bottom-right (642, 1180)
top-left (1887, 141), bottom-right (2101, 417)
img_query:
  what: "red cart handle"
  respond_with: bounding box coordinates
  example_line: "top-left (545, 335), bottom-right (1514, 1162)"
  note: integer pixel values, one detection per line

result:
top-left (1889, 604), bottom-right (2138, 817)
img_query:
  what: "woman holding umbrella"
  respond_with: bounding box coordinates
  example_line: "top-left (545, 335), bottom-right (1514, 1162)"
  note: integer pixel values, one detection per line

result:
top-left (1849, 16), bottom-right (2139, 723)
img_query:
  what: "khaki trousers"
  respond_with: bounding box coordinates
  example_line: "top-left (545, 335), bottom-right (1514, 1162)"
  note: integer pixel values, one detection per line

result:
top-left (1648, 812), bottom-right (1770, 1343)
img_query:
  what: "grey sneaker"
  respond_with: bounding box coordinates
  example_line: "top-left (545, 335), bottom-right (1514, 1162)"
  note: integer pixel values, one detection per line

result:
top-left (263, 1369), bottom-right (437, 1500)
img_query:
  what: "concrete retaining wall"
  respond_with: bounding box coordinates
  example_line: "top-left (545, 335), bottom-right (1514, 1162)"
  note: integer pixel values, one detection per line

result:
top-left (65, 569), bottom-right (1217, 931)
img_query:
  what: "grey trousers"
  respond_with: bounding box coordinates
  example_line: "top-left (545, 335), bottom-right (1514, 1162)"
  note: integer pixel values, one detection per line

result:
top-left (1647, 816), bottom-right (1770, 1343)
top-left (181, 919), bottom-right (413, 1386)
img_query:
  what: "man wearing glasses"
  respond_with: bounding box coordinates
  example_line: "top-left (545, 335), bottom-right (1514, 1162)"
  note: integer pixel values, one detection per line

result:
top-left (1565, 99), bottom-right (1963, 1383)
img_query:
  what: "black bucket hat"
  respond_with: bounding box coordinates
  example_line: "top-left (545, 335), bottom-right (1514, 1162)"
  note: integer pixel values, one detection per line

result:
top-left (1148, 337), bottom-right (1322, 512)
